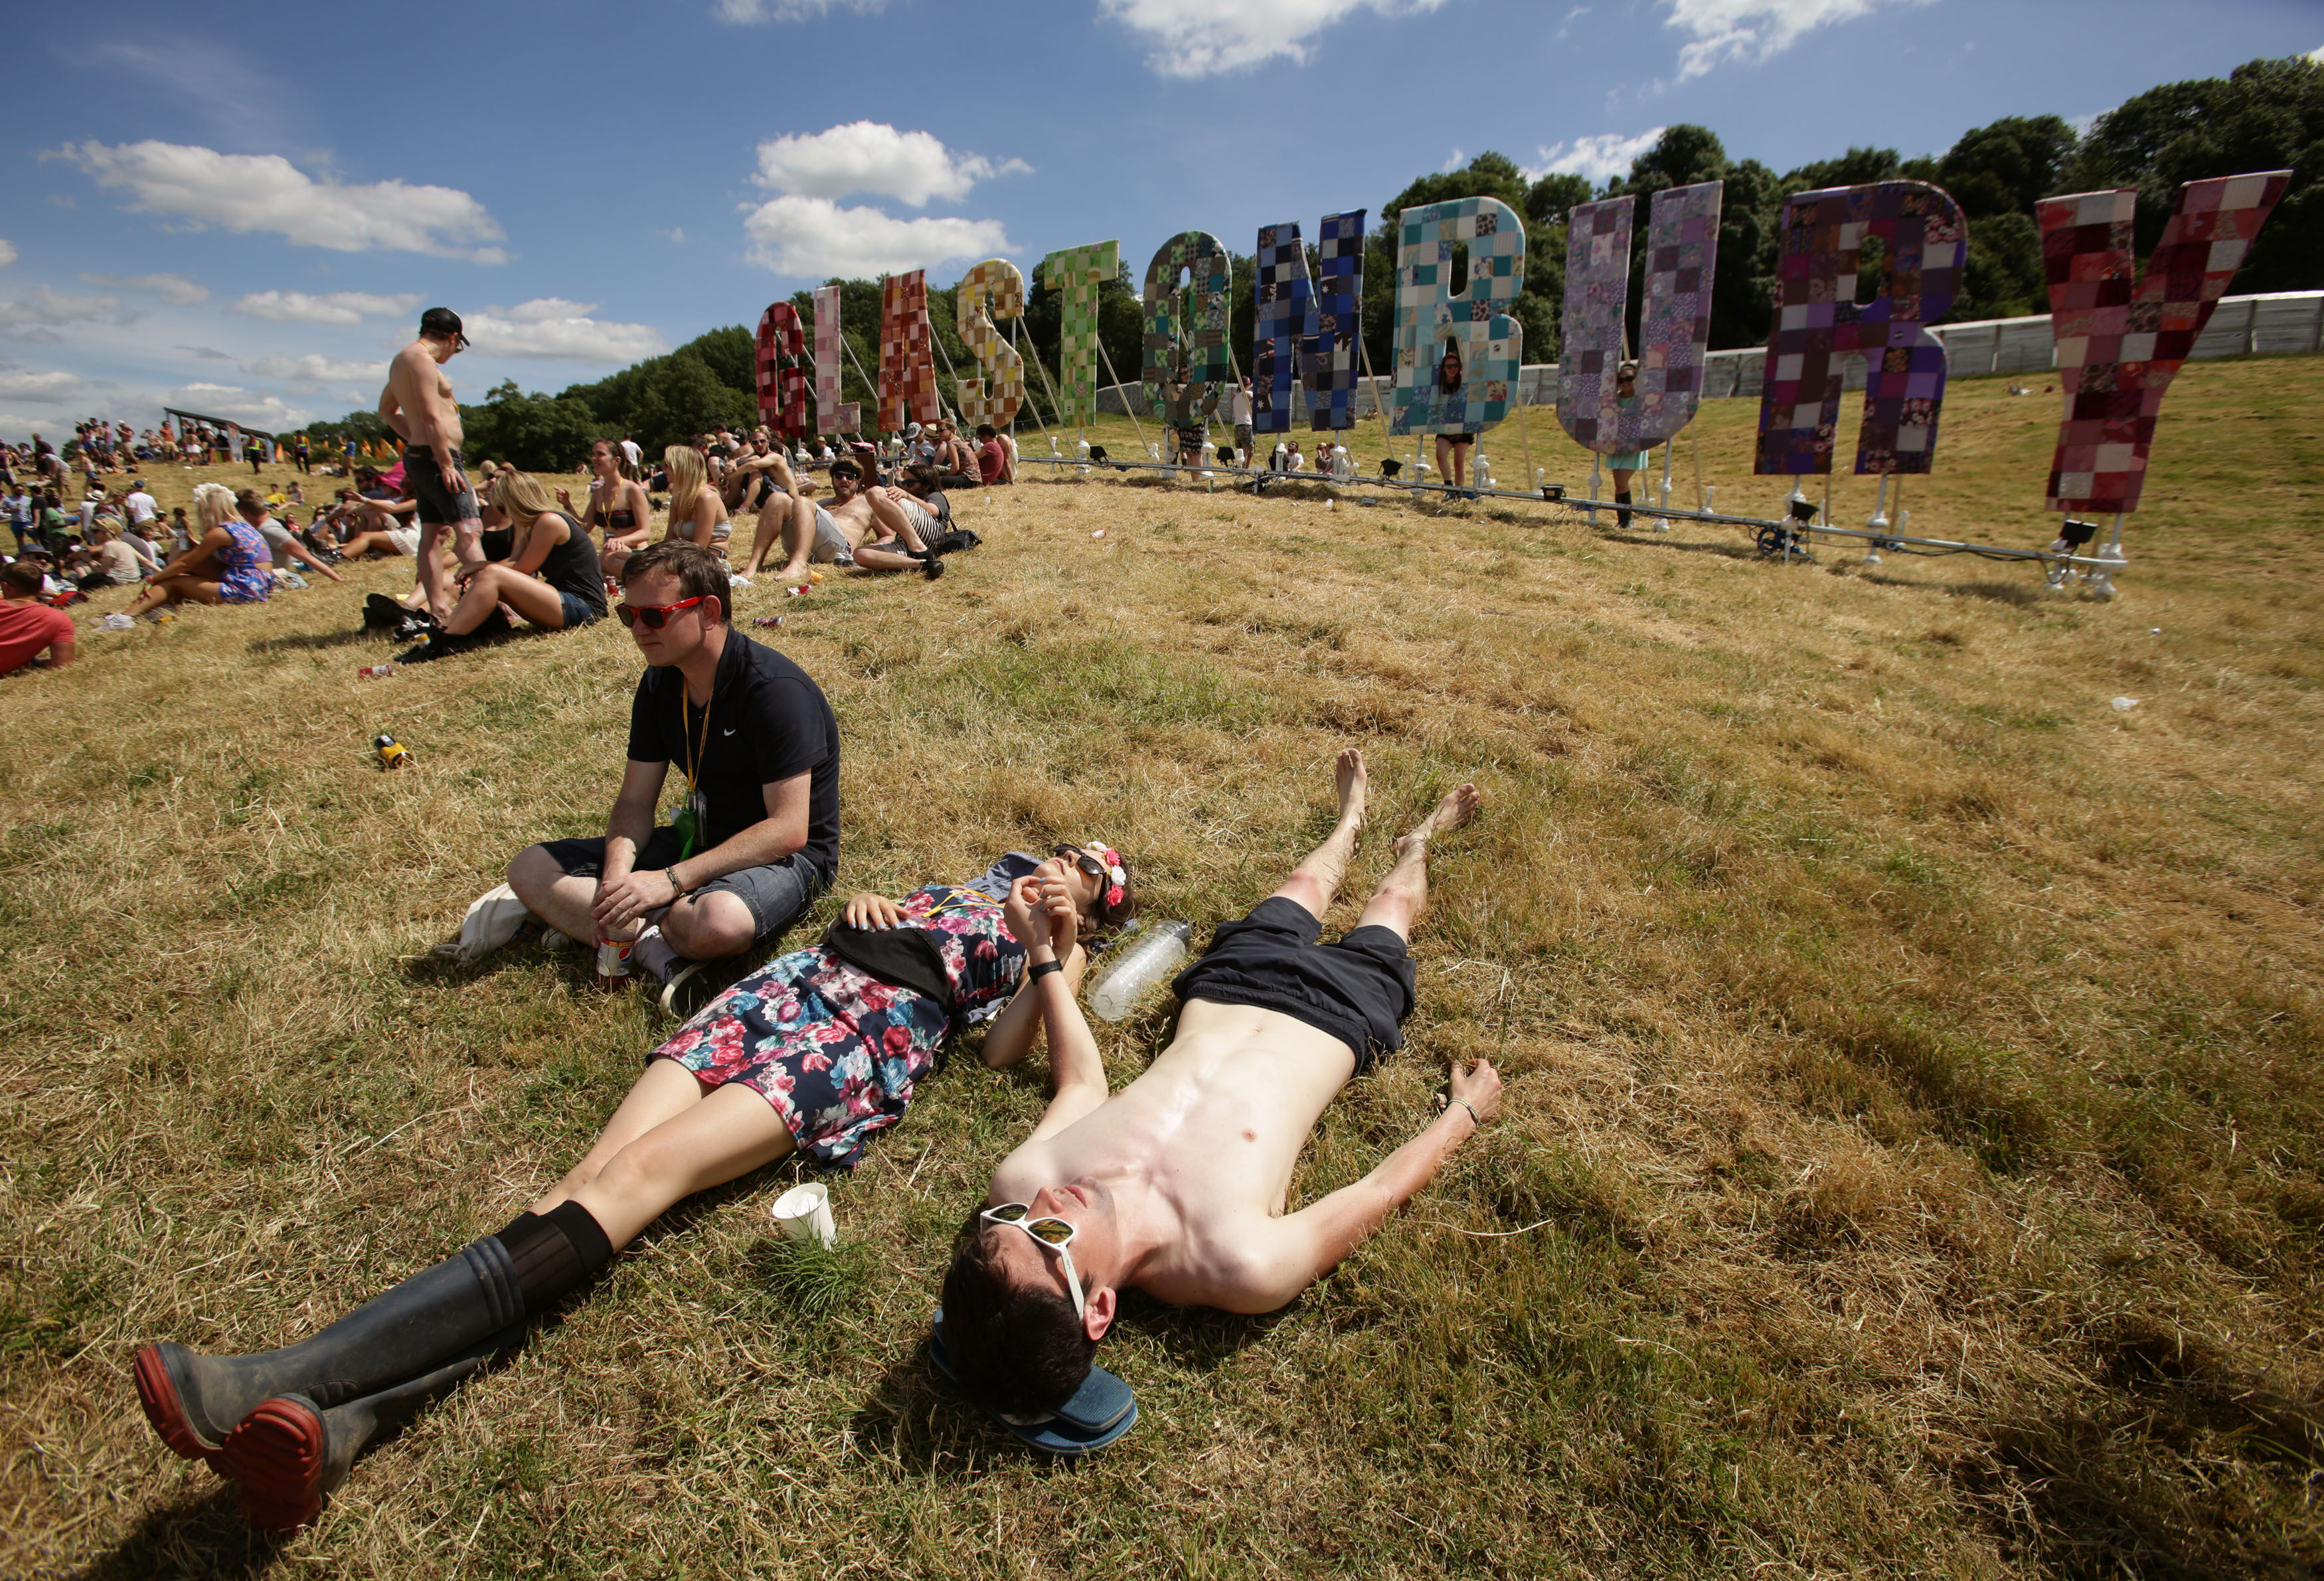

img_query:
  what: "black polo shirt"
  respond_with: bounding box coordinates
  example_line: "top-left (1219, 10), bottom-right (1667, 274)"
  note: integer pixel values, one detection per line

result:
top-left (625, 631), bottom-right (839, 882)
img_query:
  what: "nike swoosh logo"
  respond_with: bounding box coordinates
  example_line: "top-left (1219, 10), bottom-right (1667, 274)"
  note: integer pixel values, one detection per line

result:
top-left (723, 726), bottom-right (737, 736)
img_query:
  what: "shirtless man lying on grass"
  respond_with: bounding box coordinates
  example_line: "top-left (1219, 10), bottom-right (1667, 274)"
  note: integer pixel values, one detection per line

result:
top-left (941, 750), bottom-right (1499, 1419)
top-left (742, 448), bottom-right (943, 586)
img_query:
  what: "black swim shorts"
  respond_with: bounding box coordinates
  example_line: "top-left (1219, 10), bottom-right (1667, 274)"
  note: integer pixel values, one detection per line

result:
top-left (403, 446), bottom-right (481, 529)
top-left (1170, 896), bottom-right (1415, 1072)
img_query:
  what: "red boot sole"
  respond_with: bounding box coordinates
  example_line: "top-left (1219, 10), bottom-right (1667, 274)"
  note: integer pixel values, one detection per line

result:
top-left (133, 1345), bottom-right (218, 1463)
top-left (218, 1396), bottom-right (326, 1534)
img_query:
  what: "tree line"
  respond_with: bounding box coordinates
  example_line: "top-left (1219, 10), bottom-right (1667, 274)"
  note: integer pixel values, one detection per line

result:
top-left (299, 53), bottom-right (2320, 473)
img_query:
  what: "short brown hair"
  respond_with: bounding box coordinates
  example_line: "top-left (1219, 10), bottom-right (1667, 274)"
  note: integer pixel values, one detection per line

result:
top-left (940, 1213), bottom-right (1096, 1420)
top-left (620, 540), bottom-right (730, 624)
top-left (2, 561), bottom-right (43, 596)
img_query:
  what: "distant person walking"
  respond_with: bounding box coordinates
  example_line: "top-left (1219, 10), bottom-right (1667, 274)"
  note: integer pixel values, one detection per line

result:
top-left (378, 307), bottom-right (483, 624)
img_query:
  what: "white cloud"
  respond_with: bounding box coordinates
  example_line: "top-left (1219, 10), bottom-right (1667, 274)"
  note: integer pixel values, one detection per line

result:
top-left (1662, 0), bottom-right (1920, 80)
top-left (1100, 0), bottom-right (1448, 78)
top-left (0, 284), bottom-right (138, 335)
top-left (742, 195), bottom-right (1011, 280)
top-left (230, 289), bottom-right (424, 325)
top-left (54, 141), bottom-right (507, 261)
top-left (0, 367), bottom-right (100, 404)
top-left (246, 353), bottom-right (389, 384)
top-left (716, 0), bottom-right (885, 21)
top-left (1556, 5), bottom-right (1590, 39)
top-left (0, 240), bottom-right (15, 267)
top-left (2308, 42), bottom-right (2323, 64)
top-left (166, 381), bottom-right (311, 429)
top-left (461, 301), bottom-right (665, 362)
top-left (80, 271), bottom-right (208, 305)
top-left (752, 122), bottom-right (1029, 207)
top-left (1523, 127), bottom-right (1668, 186)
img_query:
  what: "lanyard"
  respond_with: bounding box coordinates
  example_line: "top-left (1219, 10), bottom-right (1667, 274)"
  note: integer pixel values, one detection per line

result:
top-left (679, 670), bottom-right (714, 795)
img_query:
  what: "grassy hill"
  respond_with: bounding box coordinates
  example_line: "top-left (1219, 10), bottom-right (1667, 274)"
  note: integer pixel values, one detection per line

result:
top-left (4, 358), bottom-right (2319, 1578)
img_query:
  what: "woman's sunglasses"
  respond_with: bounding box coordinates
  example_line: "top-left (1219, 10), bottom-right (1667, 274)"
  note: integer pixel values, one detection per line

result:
top-left (1054, 845), bottom-right (1107, 886)
top-left (615, 594), bottom-right (708, 630)
top-left (981, 1202), bottom-right (1085, 1318)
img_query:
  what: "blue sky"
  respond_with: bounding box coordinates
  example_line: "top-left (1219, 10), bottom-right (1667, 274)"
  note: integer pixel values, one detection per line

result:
top-left (0, 0), bottom-right (2315, 441)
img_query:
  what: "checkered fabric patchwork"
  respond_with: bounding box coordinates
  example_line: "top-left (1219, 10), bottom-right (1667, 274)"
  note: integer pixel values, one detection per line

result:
top-left (1555, 183), bottom-right (1723, 456)
top-left (1252, 220), bottom-right (1311, 436)
top-left (1388, 197), bottom-right (1527, 436)
top-left (878, 271), bottom-right (942, 434)
top-left (1752, 181), bottom-right (1965, 477)
top-left (954, 258), bottom-right (1026, 431)
top-left (1142, 230), bottom-right (1232, 433)
top-left (754, 302), bottom-right (809, 441)
top-left (2040, 171), bottom-right (2290, 514)
top-left (1305, 209), bottom-right (1367, 433)
top-left (811, 284), bottom-right (861, 436)
top-left (1039, 241), bottom-right (1120, 429)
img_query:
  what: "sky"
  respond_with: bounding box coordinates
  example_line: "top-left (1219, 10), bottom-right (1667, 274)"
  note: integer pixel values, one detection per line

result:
top-left (0, 0), bottom-right (2317, 442)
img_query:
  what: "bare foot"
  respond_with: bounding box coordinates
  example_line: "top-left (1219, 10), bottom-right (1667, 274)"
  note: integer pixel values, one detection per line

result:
top-left (1394, 782), bottom-right (1482, 859)
top-left (1335, 748), bottom-right (1368, 829)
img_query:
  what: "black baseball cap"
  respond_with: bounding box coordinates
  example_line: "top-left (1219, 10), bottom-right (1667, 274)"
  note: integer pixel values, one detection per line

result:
top-left (420, 307), bottom-right (470, 349)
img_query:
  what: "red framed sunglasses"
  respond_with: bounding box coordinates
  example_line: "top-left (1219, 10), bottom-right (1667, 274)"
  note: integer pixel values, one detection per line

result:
top-left (615, 594), bottom-right (709, 630)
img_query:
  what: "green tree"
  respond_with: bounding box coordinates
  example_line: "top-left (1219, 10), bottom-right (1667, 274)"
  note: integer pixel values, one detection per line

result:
top-left (1955, 212), bottom-right (2048, 321)
top-left (1937, 115), bottom-right (2079, 218)
top-left (1364, 152), bottom-right (1557, 377)
top-left (1780, 146), bottom-right (1902, 192)
top-left (2066, 54), bottom-right (2324, 294)
top-left (459, 380), bottom-right (602, 473)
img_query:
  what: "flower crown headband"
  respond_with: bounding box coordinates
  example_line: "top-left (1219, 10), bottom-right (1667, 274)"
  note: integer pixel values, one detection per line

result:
top-left (1079, 839), bottom-right (1128, 914)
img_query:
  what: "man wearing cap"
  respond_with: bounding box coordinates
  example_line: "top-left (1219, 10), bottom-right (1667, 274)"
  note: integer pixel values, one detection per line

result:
top-left (379, 307), bottom-right (483, 624)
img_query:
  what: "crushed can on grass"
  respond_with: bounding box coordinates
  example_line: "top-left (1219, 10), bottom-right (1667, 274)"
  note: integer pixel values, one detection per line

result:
top-left (357, 663), bottom-right (396, 679)
top-left (373, 733), bottom-right (412, 770)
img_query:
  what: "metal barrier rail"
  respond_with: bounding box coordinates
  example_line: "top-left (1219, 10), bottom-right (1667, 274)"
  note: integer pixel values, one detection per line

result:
top-left (1015, 454), bottom-right (2127, 593)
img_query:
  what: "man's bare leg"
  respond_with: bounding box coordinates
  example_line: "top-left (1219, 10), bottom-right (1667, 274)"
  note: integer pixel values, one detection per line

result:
top-left (416, 521), bottom-right (449, 620)
top-left (1270, 748), bottom-right (1369, 918)
top-left (1355, 781), bottom-right (1482, 941)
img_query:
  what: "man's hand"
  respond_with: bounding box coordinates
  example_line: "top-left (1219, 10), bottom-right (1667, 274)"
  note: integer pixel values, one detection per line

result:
top-left (843, 892), bottom-right (904, 930)
top-left (1448, 1058), bottom-right (1502, 1125)
top-left (592, 867), bottom-right (679, 936)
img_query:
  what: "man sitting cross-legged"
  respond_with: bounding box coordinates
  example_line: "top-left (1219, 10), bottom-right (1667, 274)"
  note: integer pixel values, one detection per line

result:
top-left (940, 750), bottom-right (1499, 1420)
top-left (505, 541), bottom-right (839, 1014)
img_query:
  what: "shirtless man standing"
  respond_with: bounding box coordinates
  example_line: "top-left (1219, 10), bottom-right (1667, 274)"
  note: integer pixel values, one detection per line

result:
top-left (750, 449), bottom-right (942, 586)
top-left (940, 750), bottom-right (1499, 1420)
top-left (378, 307), bottom-right (482, 623)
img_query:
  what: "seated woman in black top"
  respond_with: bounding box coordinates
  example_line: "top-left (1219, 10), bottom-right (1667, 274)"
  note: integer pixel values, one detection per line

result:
top-left (399, 470), bottom-right (606, 662)
top-left (557, 439), bottom-right (652, 564)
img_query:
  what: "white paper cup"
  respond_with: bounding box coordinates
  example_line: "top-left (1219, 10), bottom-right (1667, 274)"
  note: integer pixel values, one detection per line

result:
top-left (770, 1183), bottom-right (835, 1249)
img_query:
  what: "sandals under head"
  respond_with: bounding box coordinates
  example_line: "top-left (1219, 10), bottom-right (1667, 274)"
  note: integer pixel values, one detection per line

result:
top-left (927, 1309), bottom-right (1137, 1456)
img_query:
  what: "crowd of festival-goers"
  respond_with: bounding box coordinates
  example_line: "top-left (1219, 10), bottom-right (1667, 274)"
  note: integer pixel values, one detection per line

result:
top-left (0, 411), bottom-right (1020, 677)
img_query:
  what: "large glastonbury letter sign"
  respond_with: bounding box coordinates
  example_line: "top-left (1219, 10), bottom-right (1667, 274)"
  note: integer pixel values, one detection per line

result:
top-left (1755, 181), bottom-right (1965, 476)
top-left (2038, 171), bottom-right (2289, 516)
top-left (954, 259), bottom-right (1026, 430)
top-left (1390, 198), bottom-right (1525, 436)
top-left (754, 302), bottom-right (807, 440)
top-left (811, 284), bottom-right (859, 436)
top-left (1253, 210), bottom-right (1368, 434)
top-left (1556, 181), bottom-right (1722, 456)
top-left (1040, 240), bottom-right (1120, 430)
top-left (878, 270), bottom-right (942, 434)
top-left (1143, 230), bottom-right (1232, 433)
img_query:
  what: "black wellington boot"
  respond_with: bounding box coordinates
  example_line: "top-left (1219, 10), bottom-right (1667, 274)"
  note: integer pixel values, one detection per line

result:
top-left (133, 1235), bottom-right (523, 1462)
top-left (217, 1325), bottom-right (521, 1533)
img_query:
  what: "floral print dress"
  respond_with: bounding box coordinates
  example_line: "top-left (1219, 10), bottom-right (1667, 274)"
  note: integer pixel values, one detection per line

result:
top-left (650, 884), bottom-right (1027, 1167)
top-left (214, 519), bottom-right (273, 604)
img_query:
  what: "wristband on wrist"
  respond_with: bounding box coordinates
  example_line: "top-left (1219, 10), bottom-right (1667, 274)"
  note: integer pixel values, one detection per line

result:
top-left (1450, 1098), bottom-right (1481, 1129)
top-left (1027, 959), bottom-right (1064, 981)
top-left (667, 867), bottom-right (687, 900)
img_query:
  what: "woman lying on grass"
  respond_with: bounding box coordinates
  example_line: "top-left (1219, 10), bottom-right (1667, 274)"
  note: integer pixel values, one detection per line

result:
top-left (120, 483), bottom-right (271, 618)
top-left (396, 470), bottom-right (607, 663)
top-left (134, 843), bottom-right (1137, 1531)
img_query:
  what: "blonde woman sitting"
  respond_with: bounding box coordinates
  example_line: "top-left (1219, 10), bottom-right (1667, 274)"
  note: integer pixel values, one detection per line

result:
top-left (122, 482), bottom-right (272, 618)
top-left (604, 445), bottom-right (726, 581)
top-left (396, 470), bottom-right (607, 663)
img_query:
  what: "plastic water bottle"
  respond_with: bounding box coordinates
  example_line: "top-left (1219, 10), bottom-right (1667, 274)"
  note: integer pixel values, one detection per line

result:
top-left (1474, 452), bottom-right (1495, 491)
top-left (1090, 920), bottom-right (1190, 1022)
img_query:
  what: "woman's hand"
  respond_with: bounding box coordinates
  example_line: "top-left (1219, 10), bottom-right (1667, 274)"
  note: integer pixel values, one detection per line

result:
top-left (843, 892), bottom-right (903, 930)
top-left (1008, 875), bottom-right (1078, 957)
top-left (454, 560), bottom-right (482, 586)
top-left (554, 486), bottom-right (574, 511)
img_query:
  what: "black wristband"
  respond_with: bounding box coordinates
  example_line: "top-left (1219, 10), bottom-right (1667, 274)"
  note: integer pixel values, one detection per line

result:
top-left (1028, 959), bottom-right (1064, 981)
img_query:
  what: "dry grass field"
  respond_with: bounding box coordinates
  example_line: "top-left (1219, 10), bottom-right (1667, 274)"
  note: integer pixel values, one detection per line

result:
top-left (3, 358), bottom-right (2320, 1579)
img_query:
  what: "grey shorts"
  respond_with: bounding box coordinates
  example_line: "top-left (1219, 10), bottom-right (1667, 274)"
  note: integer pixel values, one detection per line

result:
top-left (535, 830), bottom-right (827, 944)
top-left (404, 446), bottom-right (482, 530)
top-left (810, 505), bottom-right (854, 565)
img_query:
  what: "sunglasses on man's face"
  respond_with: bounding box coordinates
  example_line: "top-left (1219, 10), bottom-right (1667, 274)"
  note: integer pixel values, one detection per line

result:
top-left (982, 1202), bottom-right (1085, 1318)
top-left (615, 594), bottom-right (708, 630)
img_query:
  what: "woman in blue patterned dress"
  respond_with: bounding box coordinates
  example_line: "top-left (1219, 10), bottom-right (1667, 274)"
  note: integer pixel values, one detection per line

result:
top-left (135, 843), bottom-right (1137, 1531)
top-left (122, 481), bottom-right (272, 618)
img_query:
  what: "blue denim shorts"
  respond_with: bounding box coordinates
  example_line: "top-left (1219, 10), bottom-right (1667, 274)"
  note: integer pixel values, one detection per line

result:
top-left (537, 830), bottom-right (825, 943)
top-left (557, 591), bottom-right (601, 629)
